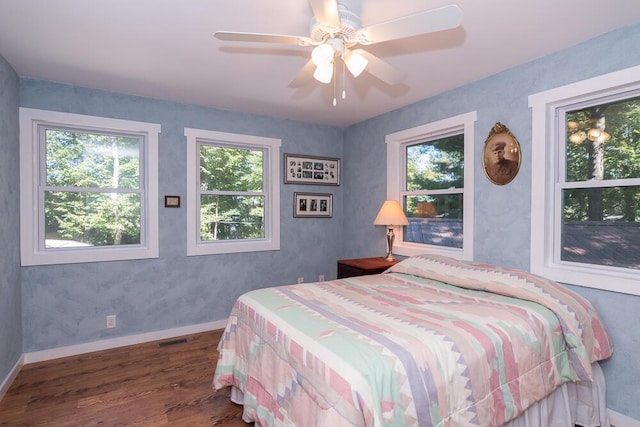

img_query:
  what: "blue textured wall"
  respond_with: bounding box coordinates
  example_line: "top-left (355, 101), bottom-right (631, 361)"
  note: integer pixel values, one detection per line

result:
top-left (3, 22), bottom-right (639, 422)
top-left (19, 81), bottom-right (344, 352)
top-left (0, 55), bottom-right (22, 384)
top-left (343, 24), bottom-right (640, 420)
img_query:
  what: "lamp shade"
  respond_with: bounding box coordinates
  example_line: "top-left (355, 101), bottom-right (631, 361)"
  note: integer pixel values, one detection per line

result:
top-left (373, 200), bottom-right (409, 226)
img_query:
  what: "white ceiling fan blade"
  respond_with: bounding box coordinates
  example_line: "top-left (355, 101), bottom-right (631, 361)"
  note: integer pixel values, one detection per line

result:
top-left (289, 60), bottom-right (316, 88)
top-left (308, 0), bottom-right (340, 27)
top-left (356, 5), bottom-right (463, 45)
top-left (356, 50), bottom-right (405, 85)
top-left (215, 31), bottom-right (313, 47)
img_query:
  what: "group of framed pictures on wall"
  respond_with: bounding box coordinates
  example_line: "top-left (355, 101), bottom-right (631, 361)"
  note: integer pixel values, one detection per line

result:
top-left (286, 123), bottom-right (520, 218)
top-left (285, 153), bottom-right (339, 218)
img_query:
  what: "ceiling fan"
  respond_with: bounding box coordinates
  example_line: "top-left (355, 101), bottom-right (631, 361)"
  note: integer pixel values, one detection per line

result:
top-left (215, 0), bottom-right (463, 100)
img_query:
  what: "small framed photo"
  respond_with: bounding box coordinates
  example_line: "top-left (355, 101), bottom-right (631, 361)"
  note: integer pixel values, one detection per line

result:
top-left (164, 195), bottom-right (181, 208)
top-left (482, 122), bottom-right (521, 185)
top-left (284, 153), bottom-right (340, 185)
top-left (293, 192), bottom-right (333, 218)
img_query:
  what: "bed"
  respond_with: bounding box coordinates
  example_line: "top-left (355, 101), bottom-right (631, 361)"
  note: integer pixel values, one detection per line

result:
top-left (213, 254), bottom-right (613, 426)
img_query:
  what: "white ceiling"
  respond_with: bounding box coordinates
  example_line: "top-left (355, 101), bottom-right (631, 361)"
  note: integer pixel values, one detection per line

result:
top-left (1, 0), bottom-right (639, 127)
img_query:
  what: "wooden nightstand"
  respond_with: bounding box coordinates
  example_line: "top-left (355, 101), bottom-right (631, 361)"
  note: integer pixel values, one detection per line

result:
top-left (337, 257), bottom-right (402, 279)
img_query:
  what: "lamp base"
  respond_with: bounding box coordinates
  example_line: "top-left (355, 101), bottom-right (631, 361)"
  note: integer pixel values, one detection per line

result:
top-left (383, 226), bottom-right (397, 262)
top-left (383, 252), bottom-right (397, 262)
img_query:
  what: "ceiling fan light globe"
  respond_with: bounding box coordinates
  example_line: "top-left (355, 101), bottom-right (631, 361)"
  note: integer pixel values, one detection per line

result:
top-left (313, 64), bottom-right (333, 84)
top-left (569, 132), bottom-right (586, 144)
top-left (587, 128), bottom-right (602, 141)
top-left (344, 50), bottom-right (368, 77)
top-left (311, 43), bottom-right (335, 67)
top-left (587, 128), bottom-right (611, 142)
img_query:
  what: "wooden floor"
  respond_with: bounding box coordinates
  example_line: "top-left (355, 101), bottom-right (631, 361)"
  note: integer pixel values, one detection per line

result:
top-left (0, 331), bottom-right (613, 427)
top-left (0, 330), bottom-right (249, 426)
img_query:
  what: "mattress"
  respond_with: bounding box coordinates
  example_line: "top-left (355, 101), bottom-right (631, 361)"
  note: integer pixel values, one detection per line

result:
top-left (213, 254), bottom-right (613, 426)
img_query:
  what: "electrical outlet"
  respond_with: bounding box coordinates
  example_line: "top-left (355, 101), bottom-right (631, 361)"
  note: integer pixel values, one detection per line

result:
top-left (297, 277), bottom-right (304, 284)
top-left (106, 314), bottom-right (116, 329)
top-left (319, 275), bottom-right (325, 281)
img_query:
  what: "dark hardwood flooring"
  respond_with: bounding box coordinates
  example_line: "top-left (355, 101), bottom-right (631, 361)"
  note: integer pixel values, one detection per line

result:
top-left (0, 330), bottom-right (248, 426)
top-left (0, 330), bottom-right (613, 427)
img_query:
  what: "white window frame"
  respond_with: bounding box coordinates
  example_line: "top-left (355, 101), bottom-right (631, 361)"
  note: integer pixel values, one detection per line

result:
top-left (19, 108), bottom-right (160, 266)
top-left (385, 111), bottom-right (476, 260)
top-left (185, 128), bottom-right (281, 256)
top-left (529, 64), bottom-right (640, 296)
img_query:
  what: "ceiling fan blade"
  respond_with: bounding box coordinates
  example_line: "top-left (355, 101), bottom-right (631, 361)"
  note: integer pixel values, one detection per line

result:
top-left (356, 50), bottom-right (406, 85)
top-left (289, 60), bottom-right (316, 88)
top-left (308, 0), bottom-right (341, 27)
top-left (215, 31), bottom-right (313, 46)
top-left (356, 5), bottom-right (463, 45)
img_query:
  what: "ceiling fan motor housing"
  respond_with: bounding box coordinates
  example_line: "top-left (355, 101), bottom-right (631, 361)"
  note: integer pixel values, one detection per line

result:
top-left (309, 3), bottom-right (361, 45)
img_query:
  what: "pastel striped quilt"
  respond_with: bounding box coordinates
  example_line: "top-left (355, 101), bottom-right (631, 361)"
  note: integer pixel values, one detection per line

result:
top-left (213, 254), bottom-right (613, 426)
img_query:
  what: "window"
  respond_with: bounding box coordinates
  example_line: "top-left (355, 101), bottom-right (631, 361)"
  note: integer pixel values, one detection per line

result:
top-left (529, 65), bottom-right (640, 295)
top-left (19, 108), bottom-right (160, 266)
top-left (185, 128), bottom-right (280, 255)
top-left (385, 112), bottom-right (476, 260)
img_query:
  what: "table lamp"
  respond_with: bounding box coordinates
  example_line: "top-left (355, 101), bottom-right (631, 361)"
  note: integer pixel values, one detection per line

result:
top-left (373, 200), bottom-right (409, 261)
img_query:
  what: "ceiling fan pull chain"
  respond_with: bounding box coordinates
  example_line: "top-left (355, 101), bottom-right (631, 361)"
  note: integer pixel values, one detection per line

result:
top-left (342, 60), bottom-right (347, 100)
top-left (333, 61), bottom-right (338, 106)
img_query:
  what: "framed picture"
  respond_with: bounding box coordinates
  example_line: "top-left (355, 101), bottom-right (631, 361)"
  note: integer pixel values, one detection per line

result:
top-left (164, 195), bottom-right (181, 208)
top-left (284, 153), bottom-right (340, 185)
top-left (482, 122), bottom-right (521, 185)
top-left (293, 192), bottom-right (333, 218)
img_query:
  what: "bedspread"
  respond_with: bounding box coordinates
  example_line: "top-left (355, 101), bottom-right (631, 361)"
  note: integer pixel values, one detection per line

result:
top-left (213, 254), bottom-right (613, 427)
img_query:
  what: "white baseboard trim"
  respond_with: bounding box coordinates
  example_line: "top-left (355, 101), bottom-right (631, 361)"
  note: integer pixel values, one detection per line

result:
top-left (609, 408), bottom-right (640, 427)
top-left (23, 319), bottom-right (228, 365)
top-left (0, 354), bottom-right (24, 403)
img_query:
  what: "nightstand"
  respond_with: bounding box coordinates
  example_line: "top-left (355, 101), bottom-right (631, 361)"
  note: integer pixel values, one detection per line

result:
top-left (337, 257), bottom-right (402, 279)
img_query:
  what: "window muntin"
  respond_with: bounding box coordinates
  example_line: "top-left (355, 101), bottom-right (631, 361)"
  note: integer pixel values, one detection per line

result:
top-left (185, 128), bottom-right (280, 256)
top-left (403, 135), bottom-right (465, 249)
top-left (200, 145), bottom-right (263, 192)
top-left (199, 144), bottom-right (265, 242)
top-left (529, 64), bottom-right (640, 295)
top-left (20, 108), bottom-right (160, 266)
top-left (406, 137), bottom-right (464, 190)
top-left (561, 186), bottom-right (640, 270)
top-left (44, 128), bottom-right (143, 248)
top-left (45, 129), bottom-right (141, 188)
top-left (44, 191), bottom-right (142, 247)
top-left (565, 96), bottom-right (640, 182)
top-left (385, 112), bottom-right (476, 260)
top-left (558, 96), bottom-right (640, 271)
